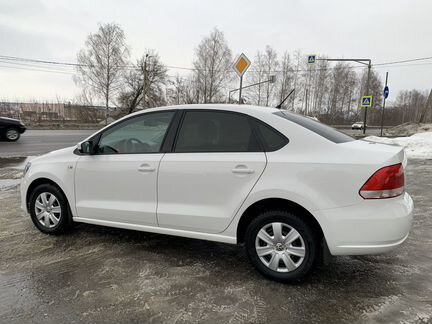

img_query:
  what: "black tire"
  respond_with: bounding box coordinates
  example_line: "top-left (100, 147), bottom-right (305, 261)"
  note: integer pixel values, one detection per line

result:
top-left (5, 128), bottom-right (20, 141)
top-left (29, 183), bottom-right (72, 234)
top-left (245, 210), bottom-right (319, 283)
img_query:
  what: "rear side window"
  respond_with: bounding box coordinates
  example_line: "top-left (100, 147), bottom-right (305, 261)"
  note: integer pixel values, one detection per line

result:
top-left (274, 111), bottom-right (354, 143)
top-left (175, 111), bottom-right (260, 152)
top-left (254, 121), bottom-right (288, 151)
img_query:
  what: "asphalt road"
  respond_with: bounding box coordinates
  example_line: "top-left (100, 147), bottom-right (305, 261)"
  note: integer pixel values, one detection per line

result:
top-left (340, 127), bottom-right (382, 137)
top-left (0, 157), bottom-right (431, 323)
top-left (0, 128), bottom-right (382, 158)
top-left (0, 130), bottom-right (96, 157)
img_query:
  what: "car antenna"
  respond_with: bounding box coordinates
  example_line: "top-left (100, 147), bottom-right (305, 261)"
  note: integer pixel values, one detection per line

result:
top-left (275, 89), bottom-right (295, 109)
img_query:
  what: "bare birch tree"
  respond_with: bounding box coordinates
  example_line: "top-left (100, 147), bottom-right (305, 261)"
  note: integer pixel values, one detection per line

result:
top-left (263, 46), bottom-right (278, 107)
top-left (167, 75), bottom-right (199, 105)
top-left (246, 46), bottom-right (278, 106)
top-left (276, 51), bottom-right (294, 108)
top-left (193, 28), bottom-right (233, 103)
top-left (75, 23), bottom-right (129, 124)
top-left (418, 89), bottom-right (432, 123)
top-left (247, 51), bottom-right (266, 105)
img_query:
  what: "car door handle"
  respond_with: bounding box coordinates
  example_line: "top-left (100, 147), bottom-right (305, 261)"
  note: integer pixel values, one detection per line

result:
top-left (232, 165), bottom-right (255, 175)
top-left (138, 164), bottom-right (156, 173)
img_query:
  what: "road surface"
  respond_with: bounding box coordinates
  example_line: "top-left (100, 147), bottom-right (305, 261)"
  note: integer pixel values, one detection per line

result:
top-left (0, 130), bottom-right (96, 157)
top-left (339, 127), bottom-right (381, 136)
top-left (0, 128), bottom-right (382, 157)
top-left (0, 158), bottom-right (430, 323)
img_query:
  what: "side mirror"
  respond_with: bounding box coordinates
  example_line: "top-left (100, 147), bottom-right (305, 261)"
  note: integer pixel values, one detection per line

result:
top-left (78, 140), bottom-right (95, 155)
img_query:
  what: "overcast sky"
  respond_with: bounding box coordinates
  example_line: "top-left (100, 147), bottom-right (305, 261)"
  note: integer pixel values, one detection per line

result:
top-left (0, 0), bottom-right (431, 103)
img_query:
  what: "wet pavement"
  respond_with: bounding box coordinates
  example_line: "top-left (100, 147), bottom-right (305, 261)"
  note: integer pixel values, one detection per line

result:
top-left (0, 158), bottom-right (431, 323)
top-left (0, 130), bottom-right (96, 157)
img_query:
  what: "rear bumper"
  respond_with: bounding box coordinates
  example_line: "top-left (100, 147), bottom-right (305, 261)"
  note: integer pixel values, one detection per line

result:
top-left (318, 192), bottom-right (413, 255)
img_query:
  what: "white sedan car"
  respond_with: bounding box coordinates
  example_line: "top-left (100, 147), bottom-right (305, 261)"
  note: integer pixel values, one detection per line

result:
top-left (21, 105), bottom-right (413, 282)
top-left (352, 121), bottom-right (366, 130)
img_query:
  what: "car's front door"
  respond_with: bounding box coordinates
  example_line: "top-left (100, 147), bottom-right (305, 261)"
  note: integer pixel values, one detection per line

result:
top-left (157, 110), bottom-right (267, 234)
top-left (74, 110), bottom-right (175, 226)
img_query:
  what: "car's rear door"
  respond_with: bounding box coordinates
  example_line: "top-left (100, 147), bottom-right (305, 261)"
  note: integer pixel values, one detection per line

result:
top-left (157, 110), bottom-right (267, 234)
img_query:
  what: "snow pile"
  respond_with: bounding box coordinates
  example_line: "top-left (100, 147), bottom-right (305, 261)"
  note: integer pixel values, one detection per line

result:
top-left (364, 132), bottom-right (432, 159)
top-left (384, 122), bottom-right (432, 136)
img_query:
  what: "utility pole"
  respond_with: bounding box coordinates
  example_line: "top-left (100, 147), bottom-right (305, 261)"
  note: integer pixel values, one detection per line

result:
top-left (363, 61), bottom-right (372, 134)
top-left (316, 57), bottom-right (372, 134)
top-left (380, 72), bottom-right (389, 137)
top-left (305, 88), bottom-right (308, 115)
top-left (292, 53), bottom-right (300, 111)
top-left (418, 89), bottom-right (432, 123)
top-left (143, 54), bottom-right (152, 110)
top-left (239, 75), bottom-right (243, 104)
top-left (307, 64), bottom-right (313, 115)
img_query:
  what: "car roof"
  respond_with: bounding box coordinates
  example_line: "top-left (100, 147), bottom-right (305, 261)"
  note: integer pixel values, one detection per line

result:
top-left (132, 104), bottom-right (281, 117)
top-left (81, 104), bottom-right (283, 145)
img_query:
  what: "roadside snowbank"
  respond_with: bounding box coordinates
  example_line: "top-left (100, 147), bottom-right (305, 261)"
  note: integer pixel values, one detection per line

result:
top-left (364, 132), bottom-right (432, 159)
top-left (384, 122), bottom-right (432, 136)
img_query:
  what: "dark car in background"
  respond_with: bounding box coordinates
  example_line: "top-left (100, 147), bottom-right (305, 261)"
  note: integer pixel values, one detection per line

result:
top-left (0, 117), bottom-right (26, 141)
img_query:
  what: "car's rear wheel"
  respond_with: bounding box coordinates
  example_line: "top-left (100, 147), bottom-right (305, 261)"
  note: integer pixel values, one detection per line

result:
top-left (29, 183), bottom-right (71, 234)
top-left (245, 210), bottom-right (319, 282)
top-left (5, 128), bottom-right (20, 141)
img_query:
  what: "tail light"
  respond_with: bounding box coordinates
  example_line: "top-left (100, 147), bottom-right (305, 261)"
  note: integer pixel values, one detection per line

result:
top-left (359, 163), bottom-right (405, 199)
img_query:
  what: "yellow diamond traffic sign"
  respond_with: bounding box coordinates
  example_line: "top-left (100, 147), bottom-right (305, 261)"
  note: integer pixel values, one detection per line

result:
top-left (233, 53), bottom-right (251, 77)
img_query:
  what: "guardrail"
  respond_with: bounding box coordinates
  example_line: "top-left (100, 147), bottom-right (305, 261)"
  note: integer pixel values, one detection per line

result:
top-left (331, 125), bottom-right (391, 129)
top-left (352, 134), bottom-right (408, 139)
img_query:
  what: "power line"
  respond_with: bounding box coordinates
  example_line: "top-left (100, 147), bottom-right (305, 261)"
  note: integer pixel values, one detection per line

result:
top-left (0, 59), bottom-right (75, 73)
top-left (1, 53), bottom-right (432, 75)
top-left (0, 55), bottom-right (83, 67)
top-left (374, 56), bottom-right (432, 66)
top-left (0, 54), bottom-right (197, 71)
top-left (0, 64), bottom-right (74, 75)
top-left (0, 61), bottom-right (183, 79)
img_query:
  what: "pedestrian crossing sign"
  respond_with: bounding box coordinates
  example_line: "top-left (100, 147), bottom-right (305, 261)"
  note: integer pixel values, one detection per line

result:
top-left (307, 55), bottom-right (316, 64)
top-left (361, 96), bottom-right (373, 108)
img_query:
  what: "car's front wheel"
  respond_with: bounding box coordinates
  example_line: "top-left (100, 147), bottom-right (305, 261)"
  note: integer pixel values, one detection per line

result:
top-left (245, 210), bottom-right (319, 282)
top-left (5, 128), bottom-right (20, 141)
top-left (29, 183), bottom-right (72, 234)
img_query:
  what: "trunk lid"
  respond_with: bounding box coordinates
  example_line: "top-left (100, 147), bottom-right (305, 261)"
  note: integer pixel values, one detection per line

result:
top-left (338, 139), bottom-right (406, 168)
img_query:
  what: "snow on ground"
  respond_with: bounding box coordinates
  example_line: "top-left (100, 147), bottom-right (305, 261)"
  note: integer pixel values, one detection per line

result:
top-left (384, 122), bottom-right (432, 136)
top-left (364, 132), bottom-right (432, 159)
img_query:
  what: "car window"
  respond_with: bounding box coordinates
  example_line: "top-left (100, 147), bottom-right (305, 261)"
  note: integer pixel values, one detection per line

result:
top-left (274, 111), bottom-right (354, 143)
top-left (175, 111), bottom-right (260, 152)
top-left (254, 121), bottom-right (288, 151)
top-left (98, 111), bottom-right (174, 154)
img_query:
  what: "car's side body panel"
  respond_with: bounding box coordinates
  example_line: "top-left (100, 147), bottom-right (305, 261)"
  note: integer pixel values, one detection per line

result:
top-left (74, 153), bottom-right (164, 226)
top-left (72, 217), bottom-right (237, 244)
top-left (20, 104), bottom-right (413, 257)
top-left (157, 152), bottom-right (267, 233)
top-left (20, 147), bottom-right (79, 215)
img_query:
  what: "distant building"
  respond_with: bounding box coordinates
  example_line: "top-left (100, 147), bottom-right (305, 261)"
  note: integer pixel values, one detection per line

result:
top-left (0, 102), bottom-right (107, 122)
